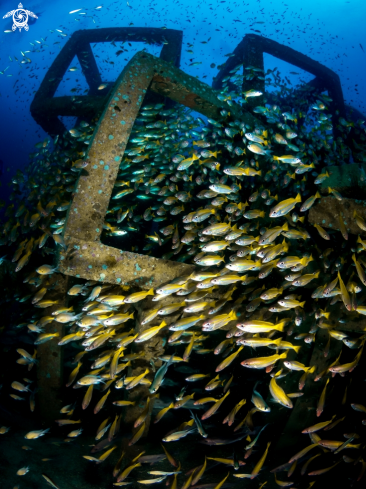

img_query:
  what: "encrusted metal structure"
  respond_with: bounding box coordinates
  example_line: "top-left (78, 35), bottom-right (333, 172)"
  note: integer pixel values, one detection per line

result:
top-left (30, 27), bottom-right (184, 136)
top-left (58, 50), bottom-right (258, 288)
top-left (213, 34), bottom-right (346, 121)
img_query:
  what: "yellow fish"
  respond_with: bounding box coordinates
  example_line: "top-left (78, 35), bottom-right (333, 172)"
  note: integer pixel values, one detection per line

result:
top-left (241, 352), bottom-right (288, 369)
top-left (269, 370), bottom-right (293, 408)
top-left (124, 289), bottom-right (154, 303)
top-left (269, 194), bottom-right (301, 217)
top-left (135, 321), bottom-right (167, 343)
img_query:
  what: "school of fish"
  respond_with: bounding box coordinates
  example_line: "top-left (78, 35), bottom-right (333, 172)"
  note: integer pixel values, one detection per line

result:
top-left (1, 60), bottom-right (366, 489)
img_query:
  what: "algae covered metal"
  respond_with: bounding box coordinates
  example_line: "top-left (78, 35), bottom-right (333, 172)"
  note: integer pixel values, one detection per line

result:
top-left (58, 51), bottom-right (258, 288)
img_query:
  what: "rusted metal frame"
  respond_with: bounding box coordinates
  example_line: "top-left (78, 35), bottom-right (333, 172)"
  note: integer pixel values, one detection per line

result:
top-left (213, 34), bottom-right (346, 121)
top-left (30, 28), bottom-right (183, 136)
top-left (58, 51), bottom-right (261, 289)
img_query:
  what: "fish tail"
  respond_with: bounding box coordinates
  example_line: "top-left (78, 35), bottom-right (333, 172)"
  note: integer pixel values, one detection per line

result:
top-left (147, 288), bottom-right (154, 296)
top-left (309, 366), bottom-right (316, 374)
top-left (296, 193), bottom-right (301, 203)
